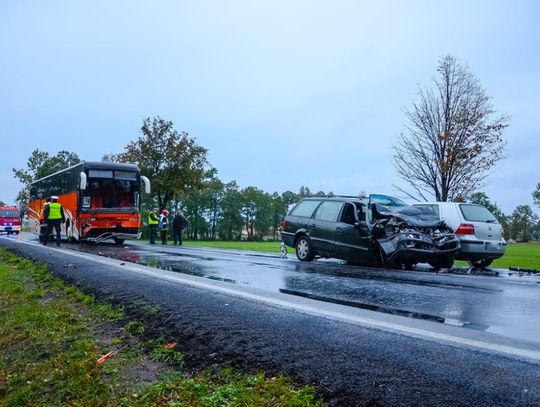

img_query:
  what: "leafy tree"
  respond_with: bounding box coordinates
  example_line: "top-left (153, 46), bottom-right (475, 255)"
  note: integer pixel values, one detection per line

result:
top-left (114, 116), bottom-right (209, 211)
top-left (298, 186), bottom-right (312, 198)
top-left (281, 191), bottom-right (299, 206)
top-left (241, 187), bottom-right (273, 240)
top-left (532, 182), bottom-right (540, 208)
top-left (180, 170), bottom-right (223, 240)
top-left (532, 220), bottom-right (540, 241)
top-left (469, 192), bottom-right (507, 230)
top-left (270, 192), bottom-right (286, 240)
top-left (394, 55), bottom-right (509, 201)
top-left (13, 149), bottom-right (80, 206)
top-left (203, 175), bottom-right (225, 240)
top-left (508, 205), bottom-right (538, 242)
top-left (218, 181), bottom-right (244, 240)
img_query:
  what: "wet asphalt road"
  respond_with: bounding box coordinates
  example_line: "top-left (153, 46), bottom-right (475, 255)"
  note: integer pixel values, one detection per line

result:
top-left (2, 235), bottom-right (540, 405)
top-left (72, 237), bottom-right (540, 345)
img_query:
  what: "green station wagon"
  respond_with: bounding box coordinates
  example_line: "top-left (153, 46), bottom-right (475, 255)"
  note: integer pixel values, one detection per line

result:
top-left (281, 194), bottom-right (460, 269)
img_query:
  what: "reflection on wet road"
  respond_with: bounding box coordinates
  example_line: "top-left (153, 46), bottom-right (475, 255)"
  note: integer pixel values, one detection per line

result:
top-left (39, 237), bottom-right (540, 345)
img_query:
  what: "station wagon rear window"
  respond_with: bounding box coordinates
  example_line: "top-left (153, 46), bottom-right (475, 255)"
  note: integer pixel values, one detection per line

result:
top-left (290, 200), bottom-right (321, 217)
top-left (459, 204), bottom-right (497, 222)
top-left (314, 201), bottom-right (343, 222)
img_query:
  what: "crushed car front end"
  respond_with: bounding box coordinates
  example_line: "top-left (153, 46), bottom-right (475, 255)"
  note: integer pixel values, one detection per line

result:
top-left (371, 202), bottom-right (460, 269)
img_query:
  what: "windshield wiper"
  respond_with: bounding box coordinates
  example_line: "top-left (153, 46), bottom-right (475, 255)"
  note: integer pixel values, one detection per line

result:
top-left (485, 219), bottom-right (497, 223)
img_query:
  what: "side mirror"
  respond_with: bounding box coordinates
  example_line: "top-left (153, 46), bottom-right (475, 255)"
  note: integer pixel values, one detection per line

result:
top-left (79, 172), bottom-right (87, 190)
top-left (141, 176), bottom-right (151, 194)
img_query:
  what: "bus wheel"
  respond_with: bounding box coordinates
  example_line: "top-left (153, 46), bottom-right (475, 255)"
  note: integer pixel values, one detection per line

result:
top-left (113, 238), bottom-right (125, 246)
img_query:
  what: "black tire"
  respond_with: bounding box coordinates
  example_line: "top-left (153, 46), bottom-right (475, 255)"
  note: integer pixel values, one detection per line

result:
top-left (113, 238), bottom-right (125, 246)
top-left (429, 255), bottom-right (454, 270)
top-left (295, 236), bottom-right (314, 262)
top-left (470, 259), bottom-right (493, 269)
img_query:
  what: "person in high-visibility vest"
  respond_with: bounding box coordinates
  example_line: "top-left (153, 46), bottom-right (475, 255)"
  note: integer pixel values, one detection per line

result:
top-left (148, 208), bottom-right (159, 244)
top-left (42, 195), bottom-right (65, 246)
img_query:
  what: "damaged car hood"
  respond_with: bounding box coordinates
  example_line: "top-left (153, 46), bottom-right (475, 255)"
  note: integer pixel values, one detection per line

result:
top-left (372, 204), bottom-right (447, 229)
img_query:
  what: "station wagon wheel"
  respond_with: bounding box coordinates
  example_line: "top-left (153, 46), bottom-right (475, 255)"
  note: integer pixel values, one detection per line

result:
top-left (295, 236), bottom-right (314, 262)
top-left (470, 259), bottom-right (493, 269)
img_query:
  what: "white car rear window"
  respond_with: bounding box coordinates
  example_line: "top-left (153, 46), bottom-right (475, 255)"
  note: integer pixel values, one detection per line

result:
top-left (459, 204), bottom-right (497, 223)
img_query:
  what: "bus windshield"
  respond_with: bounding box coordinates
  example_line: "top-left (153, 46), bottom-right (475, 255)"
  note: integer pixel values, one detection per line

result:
top-left (84, 170), bottom-right (139, 209)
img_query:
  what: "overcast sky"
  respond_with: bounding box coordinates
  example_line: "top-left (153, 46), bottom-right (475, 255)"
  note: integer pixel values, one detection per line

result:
top-left (1, 0), bottom-right (538, 214)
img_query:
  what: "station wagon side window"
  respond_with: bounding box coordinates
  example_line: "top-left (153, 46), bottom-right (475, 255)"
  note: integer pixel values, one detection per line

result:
top-left (314, 201), bottom-right (343, 222)
top-left (290, 200), bottom-right (321, 218)
top-left (341, 203), bottom-right (357, 225)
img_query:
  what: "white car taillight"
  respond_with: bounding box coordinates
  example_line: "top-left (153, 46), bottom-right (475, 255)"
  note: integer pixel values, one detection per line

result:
top-left (455, 223), bottom-right (475, 235)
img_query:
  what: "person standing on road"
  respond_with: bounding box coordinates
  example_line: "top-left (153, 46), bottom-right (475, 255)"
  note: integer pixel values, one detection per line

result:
top-left (148, 208), bottom-right (159, 244)
top-left (39, 197), bottom-right (51, 243)
top-left (42, 195), bottom-right (65, 246)
top-left (159, 209), bottom-right (169, 245)
top-left (172, 211), bottom-right (188, 245)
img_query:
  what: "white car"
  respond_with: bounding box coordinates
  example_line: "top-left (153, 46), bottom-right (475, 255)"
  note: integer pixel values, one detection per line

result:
top-left (412, 202), bottom-right (506, 269)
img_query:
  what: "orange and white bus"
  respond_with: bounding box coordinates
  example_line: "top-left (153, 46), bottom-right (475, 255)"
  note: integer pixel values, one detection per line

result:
top-left (28, 162), bottom-right (150, 244)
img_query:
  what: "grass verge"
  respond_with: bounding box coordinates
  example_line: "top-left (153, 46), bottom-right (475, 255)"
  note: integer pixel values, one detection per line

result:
top-left (0, 248), bottom-right (322, 406)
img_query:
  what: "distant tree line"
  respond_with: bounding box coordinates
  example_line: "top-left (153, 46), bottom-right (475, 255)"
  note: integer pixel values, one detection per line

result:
top-left (11, 115), bottom-right (540, 242)
top-left (470, 191), bottom-right (540, 242)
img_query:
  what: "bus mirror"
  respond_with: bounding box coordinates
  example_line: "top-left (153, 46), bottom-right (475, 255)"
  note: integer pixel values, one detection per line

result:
top-left (79, 172), bottom-right (87, 190)
top-left (141, 176), bottom-right (151, 194)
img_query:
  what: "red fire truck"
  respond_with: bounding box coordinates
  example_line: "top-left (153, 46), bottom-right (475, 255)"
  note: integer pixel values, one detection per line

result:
top-left (0, 205), bottom-right (21, 235)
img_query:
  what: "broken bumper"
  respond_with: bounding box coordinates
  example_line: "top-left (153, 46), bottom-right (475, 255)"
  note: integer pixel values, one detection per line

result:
top-left (378, 232), bottom-right (461, 264)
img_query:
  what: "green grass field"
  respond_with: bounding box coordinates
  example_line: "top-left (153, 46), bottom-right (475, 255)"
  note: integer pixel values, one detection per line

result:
top-left (184, 240), bottom-right (540, 270)
top-left (490, 242), bottom-right (540, 269)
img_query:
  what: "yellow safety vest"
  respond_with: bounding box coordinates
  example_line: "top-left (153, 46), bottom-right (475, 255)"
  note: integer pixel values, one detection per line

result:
top-left (48, 202), bottom-right (62, 220)
top-left (148, 211), bottom-right (159, 225)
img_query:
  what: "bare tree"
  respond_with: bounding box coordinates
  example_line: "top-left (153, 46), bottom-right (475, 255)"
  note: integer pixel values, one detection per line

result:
top-left (393, 55), bottom-right (509, 201)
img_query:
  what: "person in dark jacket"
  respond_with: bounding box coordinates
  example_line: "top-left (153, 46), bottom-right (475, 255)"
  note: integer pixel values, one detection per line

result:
top-left (42, 195), bottom-right (65, 246)
top-left (172, 211), bottom-right (188, 245)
